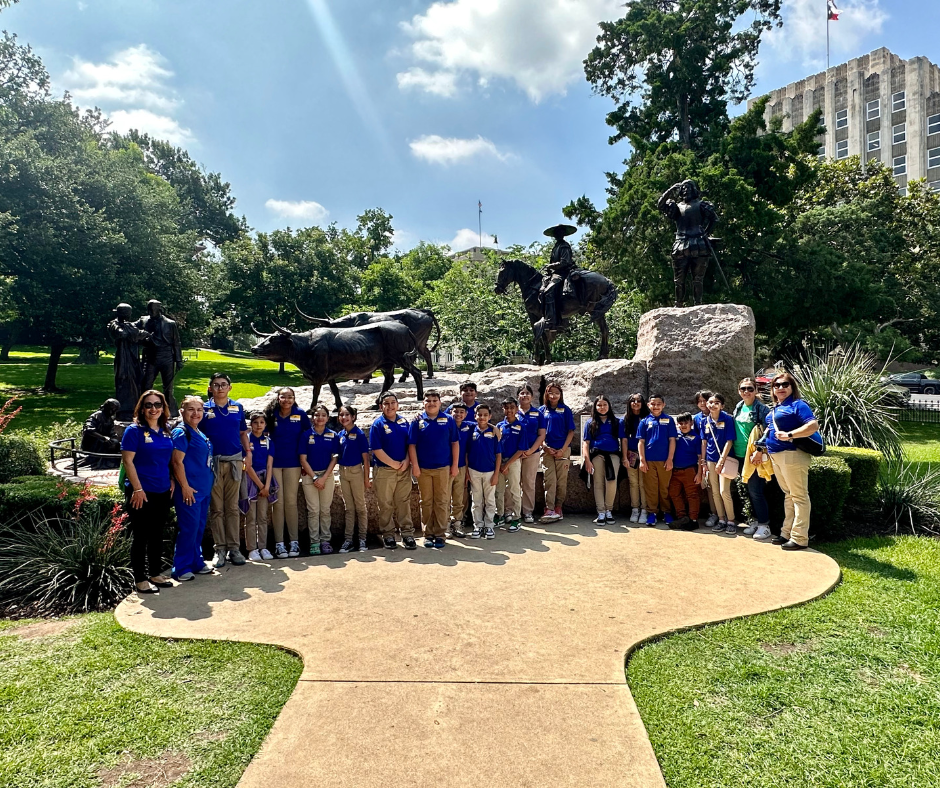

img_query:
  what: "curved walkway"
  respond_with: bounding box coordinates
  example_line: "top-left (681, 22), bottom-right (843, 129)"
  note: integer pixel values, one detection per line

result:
top-left (116, 519), bottom-right (840, 787)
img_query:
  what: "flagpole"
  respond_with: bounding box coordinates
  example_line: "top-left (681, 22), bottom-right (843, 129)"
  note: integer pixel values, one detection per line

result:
top-left (826, 0), bottom-right (830, 69)
top-left (478, 201), bottom-right (482, 248)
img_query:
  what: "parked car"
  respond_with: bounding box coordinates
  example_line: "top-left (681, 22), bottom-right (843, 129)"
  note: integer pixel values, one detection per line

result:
top-left (884, 372), bottom-right (940, 395)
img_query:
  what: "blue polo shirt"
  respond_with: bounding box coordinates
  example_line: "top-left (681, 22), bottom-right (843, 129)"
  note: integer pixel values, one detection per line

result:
top-left (369, 414), bottom-right (410, 468)
top-left (248, 432), bottom-right (275, 473)
top-left (337, 426), bottom-right (369, 467)
top-left (408, 411), bottom-right (459, 469)
top-left (454, 419), bottom-right (475, 468)
top-left (300, 427), bottom-right (339, 471)
top-left (582, 416), bottom-right (620, 452)
top-left (623, 415), bottom-right (643, 453)
top-left (638, 414), bottom-right (678, 462)
top-left (765, 398), bottom-right (819, 454)
top-left (171, 426), bottom-right (214, 492)
top-left (121, 423), bottom-right (173, 493)
top-left (518, 406), bottom-right (545, 451)
top-left (467, 424), bottom-right (500, 473)
top-left (201, 398), bottom-right (246, 457)
top-left (497, 418), bottom-right (525, 460)
top-left (693, 411), bottom-right (708, 438)
top-left (540, 404), bottom-right (576, 450)
top-left (703, 411), bottom-right (737, 462)
top-left (447, 401), bottom-right (477, 422)
top-left (673, 430), bottom-right (701, 469)
top-left (270, 407), bottom-right (311, 468)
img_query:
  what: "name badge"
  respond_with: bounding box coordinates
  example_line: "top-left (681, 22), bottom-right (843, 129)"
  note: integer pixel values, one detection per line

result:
top-left (325, 432), bottom-right (335, 438)
top-left (436, 417), bottom-right (449, 424)
top-left (347, 434), bottom-right (357, 440)
top-left (461, 425), bottom-right (470, 432)
top-left (309, 435), bottom-right (316, 443)
top-left (484, 432), bottom-right (495, 438)
top-left (419, 421), bottom-right (427, 430)
top-left (228, 405), bottom-right (239, 413)
top-left (260, 438), bottom-right (268, 447)
top-left (384, 425), bottom-right (392, 434)
top-left (206, 411), bottom-right (215, 419)
top-left (397, 418), bottom-right (407, 425)
top-left (512, 426), bottom-right (521, 432)
top-left (144, 435), bottom-right (153, 444)
top-left (659, 418), bottom-right (670, 425)
top-left (717, 423), bottom-right (725, 429)
top-left (290, 414), bottom-right (301, 422)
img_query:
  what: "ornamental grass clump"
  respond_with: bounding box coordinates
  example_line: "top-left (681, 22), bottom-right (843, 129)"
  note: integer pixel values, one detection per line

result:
top-left (878, 461), bottom-right (940, 537)
top-left (791, 343), bottom-right (903, 460)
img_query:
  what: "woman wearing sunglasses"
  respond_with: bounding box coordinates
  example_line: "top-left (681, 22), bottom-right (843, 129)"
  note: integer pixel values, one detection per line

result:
top-left (732, 377), bottom-right (772, 541)
top-left (761, 372), bottom-right (820, 551)
top-left (121, 390), bottom-right (175, 594)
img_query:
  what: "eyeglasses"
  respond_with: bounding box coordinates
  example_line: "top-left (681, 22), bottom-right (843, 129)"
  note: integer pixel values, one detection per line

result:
top-left (210, 382), bottom-right (230, 389)
top-left (739, 386), bottom-right (755, 392)
top-left (142, 401), bottom-right (162, 410)
top-left (772, 381), bottom-right (792, 389)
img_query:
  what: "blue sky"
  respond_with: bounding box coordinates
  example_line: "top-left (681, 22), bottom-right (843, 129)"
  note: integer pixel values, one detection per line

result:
top-left (5, 0), bottom-right (939, 251)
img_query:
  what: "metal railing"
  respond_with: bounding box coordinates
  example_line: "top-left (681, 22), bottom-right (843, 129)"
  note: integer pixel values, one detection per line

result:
top-left (891, 401), bottom-right (940, 424)
top-left (48, 438), bottom-right (121, 477)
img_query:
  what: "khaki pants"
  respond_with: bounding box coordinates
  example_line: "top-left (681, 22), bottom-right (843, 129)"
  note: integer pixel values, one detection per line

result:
top-left (496, 461), bottom-right (522, 519)
top-left (245, 495), bottom-right (269, 552)
top-left (591, 454), bottom-right (621, 513)
top-left (210, 460), bottom-right (241, 552)
top-left (626, 461), bottom-right (648, 510)
top-left (469, 467), bottom-right (497, 527)
top-left (338, 464), bottom-right (368, 541)
top-left (706, 461), bottom-right (735, 521)
top-left (770, 450), bottom-right (812, 546)
top-left (520, 454), bottom-right (540, 516)
top-left (301, 471), bottom-right (335, 544)
top-left (642, 460), bottom-right (672, 515)
top-left (417, 466), bottom-right (450, 537)
top-left (373, 465), bottom-right (414, 538)
top-left (271, 466), bottom-right (301, 544)
top-left (541, 446), bottom-right (571, 511)
top-left (450, 465), bottom-right (468, 522)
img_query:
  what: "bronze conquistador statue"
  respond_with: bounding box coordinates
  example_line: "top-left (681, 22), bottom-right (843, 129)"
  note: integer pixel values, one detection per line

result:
top-left (539, 223), bottom-right (578, 331)
top-left (657, 180), bottom-right (718, 307)
top-left (137, 299), bottom-right (183, 412)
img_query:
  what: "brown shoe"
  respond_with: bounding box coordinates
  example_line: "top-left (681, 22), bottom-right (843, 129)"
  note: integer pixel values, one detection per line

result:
top-left (149, 575), bottom-right (173, 588)
top-left (781, 540), bottom-right (808, 551)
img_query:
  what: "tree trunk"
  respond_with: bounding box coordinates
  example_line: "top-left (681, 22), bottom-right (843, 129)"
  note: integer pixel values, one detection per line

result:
top-left (679, 94), bottom-right (690, 149)
top-left (78, 345), bottom-right (99, 364)
top-left (0, 344), bottom-right (11, 361)
top-left (43, 340), bottom-right (68, 392)
top-left (278, 361), bottom-right (285, 374)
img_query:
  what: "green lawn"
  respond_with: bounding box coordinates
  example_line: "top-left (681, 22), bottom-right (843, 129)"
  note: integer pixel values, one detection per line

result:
top-left (0, 613), bottom-right (302, 788)
top-left (900, 423), bottom-right (940, 472)
top-left (628, 536), bottom-right (940, 788)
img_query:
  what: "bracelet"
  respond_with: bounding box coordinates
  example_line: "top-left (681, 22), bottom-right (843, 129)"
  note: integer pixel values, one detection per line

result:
top-left (133, 488), bottom-right (143, 493)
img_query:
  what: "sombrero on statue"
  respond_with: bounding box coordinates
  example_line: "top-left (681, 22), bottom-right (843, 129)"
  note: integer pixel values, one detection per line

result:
top-left (543, 223), bottom-right (577, 238)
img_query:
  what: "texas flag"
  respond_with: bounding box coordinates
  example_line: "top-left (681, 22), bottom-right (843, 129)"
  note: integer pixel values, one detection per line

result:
top-left (828, 0), bottom-right (840, 21)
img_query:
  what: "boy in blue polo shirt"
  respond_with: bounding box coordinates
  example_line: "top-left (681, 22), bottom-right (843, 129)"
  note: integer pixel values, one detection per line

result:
top-left (496, 399), bottom-right (525, 531)
top-left (667, 412), bottom-right (702, 531)
top-left (447, 380), bottom-right (478, 422)
top-left (408, 389), bottom-right (459, 548)
top-left (449, 403), bottom-right (474, 538)
top-left (466, 404), bottom-right (502, 539)
top-left (370, 392), bottom-right (417, 550)
top-left (638, 394), bottom-right (677, 526)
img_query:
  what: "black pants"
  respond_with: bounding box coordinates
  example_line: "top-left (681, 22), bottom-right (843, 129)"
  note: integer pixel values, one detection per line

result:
top-left (128, 490), bottom-right (171, 582)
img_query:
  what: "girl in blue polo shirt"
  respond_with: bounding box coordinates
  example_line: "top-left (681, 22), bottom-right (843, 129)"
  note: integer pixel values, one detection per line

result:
top-left (265, 387), bottom-right (310, 559)
top-left (448, 403), bottom-right (475, 537)
top-left (300, 405), bottom-right (340, 556)
top-left (622, 394), bottom-right (650, 523)
top-left (582, 395), bottom-right (621, 525)
top-left (243, 411), bottom-right (276, 561)
top-left (637, 395), bottom-right (677, 526)
top-left (170, 396), bottom-right (214, 581)
top-left (336, 404), bottom-right (370, 554)
top-left (539, 383), bottom-right (575, 522)
top-left (120, 390), bottom-right (175, 595)
top-left (516, 384), bottom-right (545, 525)
top-left (466, 404), bottom-right (502, 539)
top-left (702, 393), bottom-right (737, 533)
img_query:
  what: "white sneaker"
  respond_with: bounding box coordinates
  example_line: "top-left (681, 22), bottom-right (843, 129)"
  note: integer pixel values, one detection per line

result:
top-left (742, 520), bottom-right (758, 536)
top-left (705, 514), bottom-right (719, 528)
top-left (523, 513), bottom-right (535, 524)
top-left (470, 526), bottom-right (483, 539)
top-left (288, 541), bottom-right (301, 558)
top-left (539, 510), bottom-right (559, 522)
top-left (275, 542), bottom-right (289, 559)
top-left (260, 548), bottom-right (274, 560)
top-left (629, 507), bottom-right (640, 523)
top-left (196, 564), bottom-right (213, 574)
top-left (753, 525), bottom-right (772, 541)
top-left (247, 549), bottom-right (262, 562)
top-left (711, 519), bottom-right (727, 532)
top-left (484, 526), bottom-right (495, 539)
top-left (178, 571), bottom-right (195, 581)
top-left (339, 540), bottom-right (354, 553)
top-left (359, 539), bottom-right (368, 552)
top-left (638, 509), bottom-right (648, 523)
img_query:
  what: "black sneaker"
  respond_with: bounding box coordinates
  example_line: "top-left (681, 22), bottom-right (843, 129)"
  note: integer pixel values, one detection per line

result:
top-left (403, 536), bottom-right (417, 550)
top-left (383, 535), bottom-right (397, 550)
top-left (669, 515), bottom-right (690, 530)
top-left (434, 536), bottom-right (446, 549)
top-left (424, 537), bottom-right (435, 548)
top-left (771, 534), bottom-right (788, 545)
top-left (593, 513), bottom-right (607, 524)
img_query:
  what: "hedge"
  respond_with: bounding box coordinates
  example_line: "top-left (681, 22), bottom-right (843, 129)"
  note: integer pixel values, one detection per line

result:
top-left (0, 476), bottom-right (124, 527)
top-left (766, 455), bottom-right (853, 541)
top-left (826, 446), bottom-right (883, 511)
top-left (0, 434), bottom-right (44, 483)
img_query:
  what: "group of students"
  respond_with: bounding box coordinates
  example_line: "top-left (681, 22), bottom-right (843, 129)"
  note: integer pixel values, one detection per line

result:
top-left (119, 370), bottom-right (819, 595)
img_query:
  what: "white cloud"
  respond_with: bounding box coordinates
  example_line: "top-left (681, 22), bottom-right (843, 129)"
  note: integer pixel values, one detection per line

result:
top-left (396, 67), bottom-right (458, 97)
top-left (410, 134), bottom-right (510, 165)
top-left (265, 199), bottom-right (330, 222)
top-left (398, 0), bottom-right (621, 102)
top-left (768, 0), bottom-right (888, 66)
top-left (64, 44), bottom-right (177, 112)
top-left (449, 228), bottom-right (497, 250)
top-left (107, 109), bottom-right (195, 146)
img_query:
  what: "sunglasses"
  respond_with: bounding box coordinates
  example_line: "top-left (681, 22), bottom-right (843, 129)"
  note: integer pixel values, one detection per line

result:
top-left (210, 382), bottom-right (230, 389)
top-left (739, 386), bottom-right (755, 392)
top-left (142, 401), bottom-right (163, 410)
top-left (772, 381), bottom-right (792, 389)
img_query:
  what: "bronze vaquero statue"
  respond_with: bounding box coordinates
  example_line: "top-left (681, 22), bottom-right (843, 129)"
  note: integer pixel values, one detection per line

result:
top-left (137, 299), bottom-right (184, 412)
top-left (494, 225), bottom-right (617, 365)
top-left (108, 302), bottom-right (150, 420)
top-left (657, 180), bottom-right (719, 307)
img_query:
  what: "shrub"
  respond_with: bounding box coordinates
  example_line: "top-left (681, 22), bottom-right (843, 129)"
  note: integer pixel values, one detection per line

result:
top-left (878, 461), bottom-right (940, 537)
top-left (15, 417), bottom-right (83, 467)
top-left (827, 446), bottom-right (883, 511)
top-left (0, 477), bottom-right (123, 527)
top-left (0, 434), bottom-right (45, 482)
top-left (766, 454), bottom-right (852, 541)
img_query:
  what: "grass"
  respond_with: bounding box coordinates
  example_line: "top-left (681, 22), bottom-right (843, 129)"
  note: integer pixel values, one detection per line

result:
top-left (0, 613), bottom-right (302, 788)
top-left (900, 423), bottom-right (940, 473)
top-left (627, 536), bottom-right (940, 788)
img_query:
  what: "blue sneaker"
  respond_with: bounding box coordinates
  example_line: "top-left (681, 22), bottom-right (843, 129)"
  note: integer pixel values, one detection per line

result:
top-left (424, 537), bottom-right (435, 548)
top-left (664, 513), bottom-right (674, 525)
top-left (434, 536), bottom-right (446, 549)
top-left (646, 513), bottom-right (657, 526)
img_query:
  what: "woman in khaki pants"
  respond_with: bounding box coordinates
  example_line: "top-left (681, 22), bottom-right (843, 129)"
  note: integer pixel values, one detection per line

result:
top-left (539, 382), bottom-right (575, 522)
top-left (517, 385), bottom-right (546, 525)
top-left (336, 404), bottom-right (371, 554)
top-left (300, 405), bottom-right (339, 556)
top-left (265, 387), bottom-right (310, 559)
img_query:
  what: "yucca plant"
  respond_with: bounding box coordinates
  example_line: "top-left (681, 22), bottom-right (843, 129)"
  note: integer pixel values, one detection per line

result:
top-left (789, 343), bottom-right (903, 460)
top-left (878, 461), bottom-right (940, 536)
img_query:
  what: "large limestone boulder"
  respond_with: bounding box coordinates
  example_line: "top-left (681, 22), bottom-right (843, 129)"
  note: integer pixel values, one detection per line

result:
top-left (634, 304), bottom-right (755, 411)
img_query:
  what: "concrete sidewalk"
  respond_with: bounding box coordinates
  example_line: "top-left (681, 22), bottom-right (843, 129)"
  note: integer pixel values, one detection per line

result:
top-left (116, 519), bottom-right (840, 787)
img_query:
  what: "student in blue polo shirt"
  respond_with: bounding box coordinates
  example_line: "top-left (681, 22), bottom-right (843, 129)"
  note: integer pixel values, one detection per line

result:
top-left (300, 404), bottom-right (340, 556)
top-left (581, 394), bottom-right (621, 525)
top-left (336, 404), bottom-right (370, 553)
top-left (448, 403), bottom-right (475, 537)
top-left (702, 392), bottom-right (738, 534)
top-left (408, 389), bottom-right (459, 549)
top-left (517, 384), bottom-right (546, 525)
top-left (539, 382), bottom-right (576, 523)
top-left (666, 412), bottom-right (702, 531)
top-left (170, 396), bottom-right (214, 581)
top-left (638, 394), bottom-right (677, 526)
top-left (466, 404), bottom-right (502, 539)
top-left (201, 372), bottom-right (251, 568)
top-left (621, 394), bottom-right (650, 524)
top-left (370, 392), bottom-right (417, 551)
top-left (264, 387), bottom-right (311, 559)
top-left (446, 380), bottom-right (478, 422)
top-left (496, 399), bottom-right (525, 531)
top-left (243, 411), bottom-right (275, 561)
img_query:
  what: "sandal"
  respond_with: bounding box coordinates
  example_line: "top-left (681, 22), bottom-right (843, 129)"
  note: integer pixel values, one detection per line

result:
top-left (136, 581), bottom-right (159, 594)
top-left (149, 576), bottom-right (173, 588)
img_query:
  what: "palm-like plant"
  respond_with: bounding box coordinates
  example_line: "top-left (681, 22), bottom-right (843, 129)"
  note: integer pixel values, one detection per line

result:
top-left (879, 461), bottom-right (940, 536)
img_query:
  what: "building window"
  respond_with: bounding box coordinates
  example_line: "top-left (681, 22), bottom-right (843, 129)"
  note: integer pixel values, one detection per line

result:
top-left (867, 131), bottom-right (880, 151)
top-left (867, 99), bottom-right (880, 120)
top-left (929, 113), bottom-right (940, 135)
top-left (893, 91), bottom-right (906, 112)
top-left (835, 109), bottom-right (848, 129)
top-left (818, 114), bottom-right (826, 130)
top-left (893, 155), bottom-right (907, 176)
top-left (898, 187), bottom-right (908, 197)
top-left (929, 180), bottom-right (940, 192)
top-left (929, 147), bottom-right (940, 169)
top-left (836, 139), bottom-right (849, 159)
top-left (893, 123), bottom-right (906, 144)
top-left (817, 144), bottom-right (826, 160)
